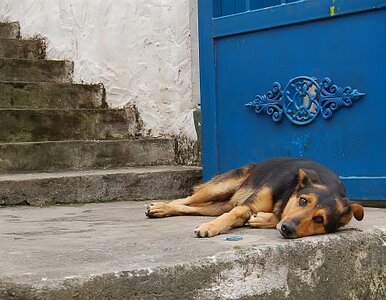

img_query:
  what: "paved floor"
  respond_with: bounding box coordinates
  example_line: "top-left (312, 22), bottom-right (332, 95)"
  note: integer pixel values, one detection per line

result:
top-left (0, 201), bottom-right (385, 286)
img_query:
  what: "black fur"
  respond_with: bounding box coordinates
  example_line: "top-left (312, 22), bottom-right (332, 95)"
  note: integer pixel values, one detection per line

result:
top-left (241, 157), bottom-right (346, 217)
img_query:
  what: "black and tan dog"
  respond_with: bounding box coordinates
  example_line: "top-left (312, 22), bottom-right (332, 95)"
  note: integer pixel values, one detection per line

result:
top-left (146, 157), bottom-right (364, 238)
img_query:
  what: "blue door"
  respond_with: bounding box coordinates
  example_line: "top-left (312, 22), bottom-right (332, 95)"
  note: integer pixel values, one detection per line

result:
top-left (198, 0), bottom-right (386, 200)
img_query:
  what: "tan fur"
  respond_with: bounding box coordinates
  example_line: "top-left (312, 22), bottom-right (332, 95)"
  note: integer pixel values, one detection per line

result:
top-left (273, 200), bottom-right (283, 215)
top-left (169, 176), bottom-right (246, 207)
top-left (146, 165), bottom-right (252, 221)
top-left (194, 206), bottom-right (252, 237)
top-left (191, 186), bottom-right (274, 237)
top-left (146, 201), bottom-right (234, 218)
top-left (229, 187), bottom-right (256, 206)
top-left (312, 183), bottom-right (328, 190)
top-left (335, 198), bottom-right (345, 214)
top-left (246, 186), bottom-right (274, 213)
top-left (298, 169), bottom-right (309, 189)
top-left (293, 209), bottom-right (327, 237)
top-left (351, 203), bottom-right (364, 221)
top-left (282, 193), bottom-right (318, 219)
top-left (248, 212), bottom-right (279, 229)
top-left (339, 212), bottom-right (353, 227)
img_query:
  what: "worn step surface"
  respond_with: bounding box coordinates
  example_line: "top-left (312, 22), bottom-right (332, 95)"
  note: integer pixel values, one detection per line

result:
top-left (0, 166), bottom-right (202, 206)
top-left (0, 81), bottom-right (106, 109)
top-left (0, 108), bottom-right (141, 142)
top-left (0, 22), bottom-right (20, 39)
top-left (0, 202), bottom-right (384, 300)
top-left (0, 38), bottom-right (45, 59)
top-left (0, 57), bottom-right (73, 82)
top-left (0, 139), bottom-right (176, 173)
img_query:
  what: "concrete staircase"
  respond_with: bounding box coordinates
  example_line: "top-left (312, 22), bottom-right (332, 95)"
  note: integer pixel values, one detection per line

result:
top-left (0, 22), bottom-right (201, 206)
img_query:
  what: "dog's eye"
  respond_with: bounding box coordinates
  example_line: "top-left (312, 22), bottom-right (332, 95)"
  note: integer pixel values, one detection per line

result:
top-left (298, 197), bottom-right (308, 207)
top-left (313, 216), bottom-right (324, 224)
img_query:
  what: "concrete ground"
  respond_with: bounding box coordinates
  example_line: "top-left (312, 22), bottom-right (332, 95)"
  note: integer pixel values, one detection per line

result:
top-left (0, 202), bottom-right (385, 299)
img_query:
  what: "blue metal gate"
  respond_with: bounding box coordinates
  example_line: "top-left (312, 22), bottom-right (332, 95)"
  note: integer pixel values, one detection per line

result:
top-left (198, 0), bottom-right (386, 200)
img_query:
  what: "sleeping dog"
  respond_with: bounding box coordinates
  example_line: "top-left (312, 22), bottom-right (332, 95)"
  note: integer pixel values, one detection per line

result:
top-left (146, 157), bottom-right (364, 238)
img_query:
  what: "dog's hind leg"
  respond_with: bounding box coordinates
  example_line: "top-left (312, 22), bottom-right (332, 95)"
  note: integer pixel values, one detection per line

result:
top-left (171, 165), bottom-right (255, 206)
top-left (145, 201), bottom-right (234, 218)
top-left (146, 164), bottom-right (256, 218)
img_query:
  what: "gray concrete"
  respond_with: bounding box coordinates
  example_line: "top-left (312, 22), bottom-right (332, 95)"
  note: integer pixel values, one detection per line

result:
top-left (0, 166), bottom-right (202, 206)
top-left (0, 202), bottom-right (384, 299)
top-left (0, 81), bottom-right (106, 109)
top-left (0, 22), bottom-right (20, 39)
top-left (0, 38), bottom-right (45, 59)
top-left (0, 139), bottom-right (176, 173)
top-left (0, 108), bottom-right (141, 142)
top-left (0, 57), bottom-right (73, 82)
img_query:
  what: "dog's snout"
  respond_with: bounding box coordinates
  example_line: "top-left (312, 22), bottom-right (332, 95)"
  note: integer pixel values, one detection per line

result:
top-left (279, 222), bottom-right (296, 238)
top-left (281, 223), bottom-right (293, 234)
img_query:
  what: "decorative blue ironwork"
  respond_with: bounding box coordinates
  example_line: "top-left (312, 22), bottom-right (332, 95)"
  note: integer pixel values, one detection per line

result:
top-left (245, 76), bottom-right (365, 125)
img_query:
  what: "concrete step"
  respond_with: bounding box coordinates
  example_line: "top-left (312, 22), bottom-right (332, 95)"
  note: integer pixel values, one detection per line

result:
top-left (0, 108), bottom-right (141, 142)
top-left (0, 81), bottom-right (106, 109)
top-left (0, 22), bottom-right (20, 39)
top-left (0, 57), bottom-right (73, 82)
top-left (0, 202), bottom-right (384, 299)
top-left (0, 139), bottom-right (176, 173)
top-left (0, 38), bottom-right (45, 59)
top-left (0, 166), bottom-right (202, 206)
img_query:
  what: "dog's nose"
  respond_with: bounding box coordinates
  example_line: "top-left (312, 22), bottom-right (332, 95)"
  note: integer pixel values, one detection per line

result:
top-left (280, 222), bottom-right (295, 238)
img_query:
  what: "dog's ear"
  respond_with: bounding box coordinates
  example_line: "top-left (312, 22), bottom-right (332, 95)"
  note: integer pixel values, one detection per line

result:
top-left (350, 203), bottom-right (364, 221)
top-left (339, 199), bottom-right (364, 226)
top-left (297, 169), bottom-right (321, 189)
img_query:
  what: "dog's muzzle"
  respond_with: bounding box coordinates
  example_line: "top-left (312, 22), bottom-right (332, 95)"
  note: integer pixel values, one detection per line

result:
top-left (277, 221), bottom-right (297, 239)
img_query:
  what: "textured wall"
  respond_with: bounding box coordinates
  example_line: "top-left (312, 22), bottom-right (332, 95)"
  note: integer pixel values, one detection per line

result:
top-left (0, 0), bottom-right (197, 139)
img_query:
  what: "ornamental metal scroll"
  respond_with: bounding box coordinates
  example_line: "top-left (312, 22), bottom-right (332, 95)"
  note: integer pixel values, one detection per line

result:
top-left (245, 76), bottom-right (365, 125)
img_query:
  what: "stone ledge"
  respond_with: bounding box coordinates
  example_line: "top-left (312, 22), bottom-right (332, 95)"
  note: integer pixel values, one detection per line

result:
top-left (0, 57), bottom-right (73, 83)
top-left (0, 38), bottom-right (45, 59)
top-left (0, 166), bottom-right (201, 205)
top-left (0, 138), bottom-right (176, 173)
top-left (0, 108), bottom-right (141, 142)
top-left (0, 202), bottom-right (384, 299)
top-left (0, 82), bottom-right (105, 109)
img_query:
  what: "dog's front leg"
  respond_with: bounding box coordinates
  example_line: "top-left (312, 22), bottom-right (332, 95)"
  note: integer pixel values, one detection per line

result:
top-left (194, 205), bottom-right (251, 238)
top-left (247, 212), bottom-right (279, 229)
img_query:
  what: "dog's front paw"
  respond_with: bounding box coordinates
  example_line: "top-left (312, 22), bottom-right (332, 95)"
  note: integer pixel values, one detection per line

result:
top-left (247, 212), bottom-right (278, 229)
top-left (247, 212), bottom-right (267, 228)
top-left (145, 202), bottom-right (169, 218)
top-left (194, 222), bottom-right (221, 238)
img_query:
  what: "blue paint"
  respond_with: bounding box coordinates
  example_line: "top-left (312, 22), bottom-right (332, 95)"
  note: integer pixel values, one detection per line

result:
top-left (212, 0), bottom-right (386, 38)
top-left (198, 0), bottom-right (220, 179)
top-left (250, 0), bottom-right (282, 11)
top-left (225, 236), bottom-right (243, 241)
top-left (291, 134), bottom-right (310, 158)
top-left (198, 0), bottom-right (386, 200)
top-left (214, 0), bottom-right (302, 17)
top-left (245, 76), bottom-right (364, 125)
top-left (213, 0), bottom-right (247, 17)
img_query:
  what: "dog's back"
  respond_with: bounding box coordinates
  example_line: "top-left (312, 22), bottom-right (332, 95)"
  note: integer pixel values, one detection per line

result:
top-left (241, 157), bottom-right (346, 201)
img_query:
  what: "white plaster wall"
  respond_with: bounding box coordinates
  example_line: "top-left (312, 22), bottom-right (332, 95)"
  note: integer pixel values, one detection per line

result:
top-left (0, 0), bottom-right (198, 139)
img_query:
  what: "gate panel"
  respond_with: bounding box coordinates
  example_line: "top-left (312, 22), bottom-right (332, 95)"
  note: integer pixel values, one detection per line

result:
top-left (198, 0), bottom-right (386, 200)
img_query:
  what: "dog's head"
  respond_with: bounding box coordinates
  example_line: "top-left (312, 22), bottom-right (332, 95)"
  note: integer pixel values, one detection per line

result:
top-left (277, 169), bottom-right (364, 238)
